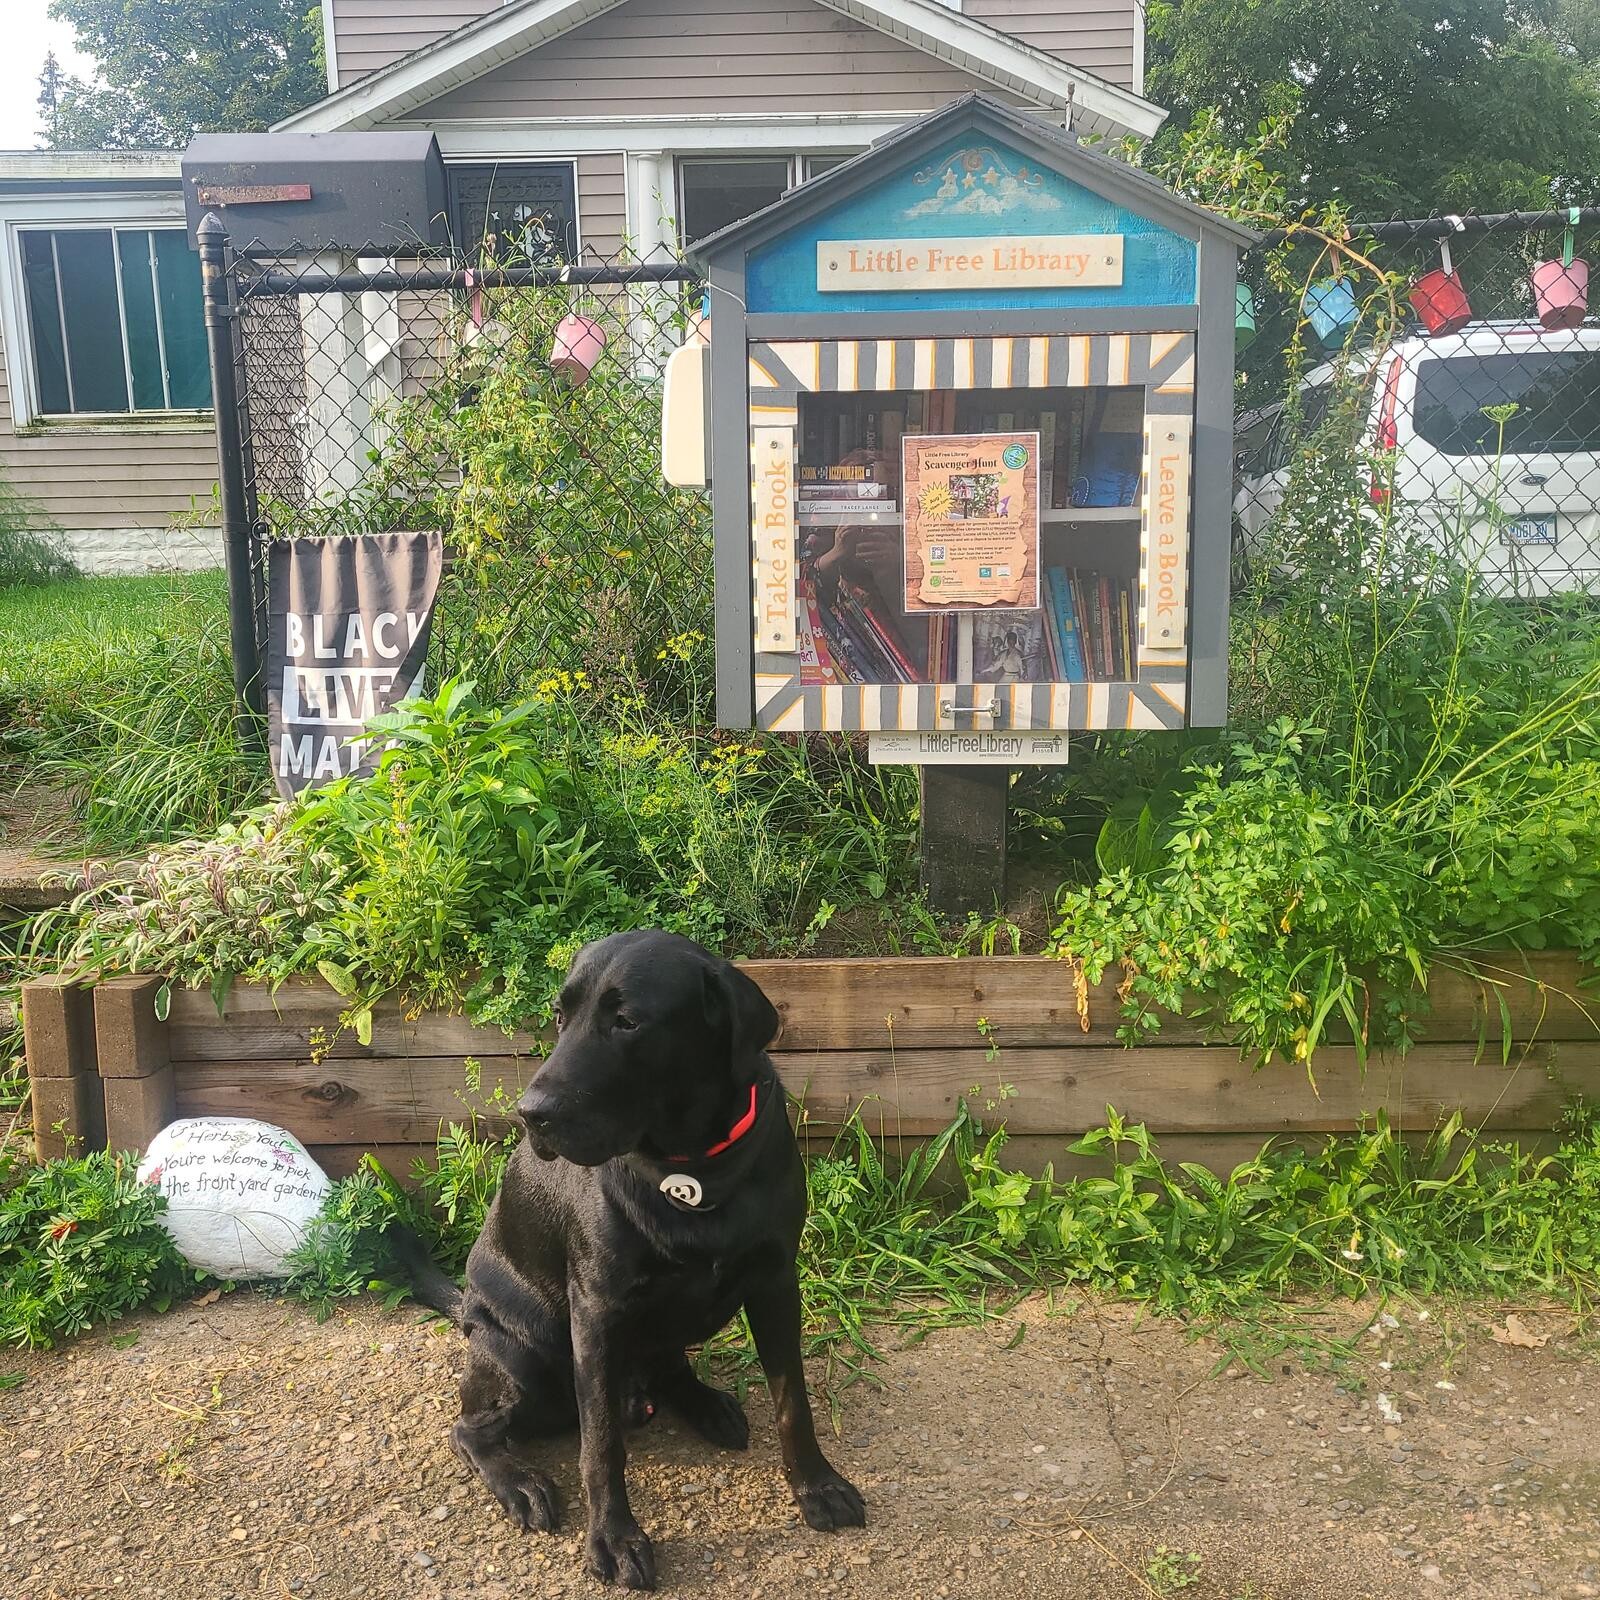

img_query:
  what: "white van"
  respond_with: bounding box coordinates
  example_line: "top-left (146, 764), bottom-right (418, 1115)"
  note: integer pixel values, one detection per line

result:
top-left (1235, 320), bottom-right (1600, 595)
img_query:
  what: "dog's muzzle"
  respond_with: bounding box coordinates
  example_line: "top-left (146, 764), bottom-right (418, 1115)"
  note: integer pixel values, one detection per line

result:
top-left (516, 1089), bottom-right (562, 1162)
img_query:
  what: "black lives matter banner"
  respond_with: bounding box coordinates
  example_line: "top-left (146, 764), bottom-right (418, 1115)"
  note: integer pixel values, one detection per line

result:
top-left (266, 533), bottom-right (443, 798)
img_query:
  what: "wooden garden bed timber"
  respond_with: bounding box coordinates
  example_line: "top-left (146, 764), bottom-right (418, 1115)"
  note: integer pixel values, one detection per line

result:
top-left (19, 952), bottom-right (1600, 1176)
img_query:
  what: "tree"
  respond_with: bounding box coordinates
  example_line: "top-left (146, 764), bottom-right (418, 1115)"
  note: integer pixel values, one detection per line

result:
top-left (1146, 0), bottom-right (1600, 215)
top-left (40, 0), bottom-right (324, 150)
top-left (37, 51), bottom-right (66, 148)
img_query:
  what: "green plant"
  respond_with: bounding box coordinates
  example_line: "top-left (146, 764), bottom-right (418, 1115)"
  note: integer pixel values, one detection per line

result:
top-left (0, 474), bottom-right (74, 590)
top-left (24, 803), bottom-right (348, 1006)
top-left (278, 281), bottom-right (713, 716)
top-left (281, 1106), bottom-right (517, 1315)
top-left (1051, 725), bottom-right (1430, 1064)
top-left (0, 569), bottom-right (261, 848)
top-left (278, 1157), bottom-right (431, 1320)
top-left (1144, 1547), bottom-right (1202, 1595)
top-left (527, 671), bottom-right (917, 954)
top-left (415, 1109), bottom-right (518, 1274)
top-left (0, 1150), bottom-right (198, 1348)
top-left (292, 678), bottom-right (648, 1036)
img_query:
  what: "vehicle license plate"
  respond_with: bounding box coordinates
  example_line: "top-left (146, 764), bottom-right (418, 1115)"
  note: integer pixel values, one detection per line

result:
top-left (1502, 515), bottom-right (1557, 546)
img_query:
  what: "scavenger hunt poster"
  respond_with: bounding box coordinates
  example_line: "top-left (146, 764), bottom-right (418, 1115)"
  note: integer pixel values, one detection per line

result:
top-left (901, 432), bottom-right (1040, 613)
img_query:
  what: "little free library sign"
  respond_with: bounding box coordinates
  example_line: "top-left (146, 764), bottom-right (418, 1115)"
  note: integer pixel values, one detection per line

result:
top-left (818, 234), bottom-right (1124, 293)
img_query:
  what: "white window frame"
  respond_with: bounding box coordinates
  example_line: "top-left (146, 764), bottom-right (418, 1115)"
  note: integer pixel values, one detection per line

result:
top-left (0, 191), bottom-right (211, 431)
top-left (673, 151), bottom-right (859, 245)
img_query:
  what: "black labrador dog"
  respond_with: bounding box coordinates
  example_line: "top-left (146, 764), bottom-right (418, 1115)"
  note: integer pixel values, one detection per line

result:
top-left (402, 930), bottom-right (865, 1590)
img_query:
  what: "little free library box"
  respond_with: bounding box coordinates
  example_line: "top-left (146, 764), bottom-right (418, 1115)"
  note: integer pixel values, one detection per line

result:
top-left (681, 94), bottom-right (1256, 748)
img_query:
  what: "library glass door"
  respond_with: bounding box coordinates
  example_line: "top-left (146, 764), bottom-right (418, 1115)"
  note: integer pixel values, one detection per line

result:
top-left (748, 333), bottom-right (1196, 734)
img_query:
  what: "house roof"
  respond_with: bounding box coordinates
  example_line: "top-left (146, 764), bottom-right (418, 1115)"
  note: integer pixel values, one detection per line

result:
top-left (0, 151), bottom-right (181, 184)
top-left (279, 0), bottom-right (1166, 143)
top-left (688, 93), bottom-right (1259, 262)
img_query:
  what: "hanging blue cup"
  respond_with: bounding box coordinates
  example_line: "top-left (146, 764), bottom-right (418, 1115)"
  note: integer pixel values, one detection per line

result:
top-left (1305, 277), bottom-right (1359, 348)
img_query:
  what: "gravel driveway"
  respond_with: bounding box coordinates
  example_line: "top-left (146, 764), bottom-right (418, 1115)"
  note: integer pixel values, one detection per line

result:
top-left (3, 1291), bottom-right (1598, 1599)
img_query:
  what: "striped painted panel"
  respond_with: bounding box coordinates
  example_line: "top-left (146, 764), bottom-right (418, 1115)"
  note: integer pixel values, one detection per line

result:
top-left (749, 332), bottom-right (1192, 394)
top-left (753, 668), bottom-right (1188, 733)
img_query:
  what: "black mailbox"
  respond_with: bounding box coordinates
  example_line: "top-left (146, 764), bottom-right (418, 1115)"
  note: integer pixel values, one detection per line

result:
top-left (181, 131), bottom-right (449, 252)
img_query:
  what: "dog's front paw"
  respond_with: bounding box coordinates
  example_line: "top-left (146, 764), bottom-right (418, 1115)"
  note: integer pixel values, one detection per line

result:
top-left (793, 1467), bottom-right (867, 1531)
top-left (485, 1463), bottom-right (561, 1533)
top-left (586, 1518), bottom-right (657, 1590)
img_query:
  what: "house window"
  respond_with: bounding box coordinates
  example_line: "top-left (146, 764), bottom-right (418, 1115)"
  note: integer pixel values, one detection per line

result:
top-left (19, 227), bottom-right (210, 416)
top-left (803, 155), bottom-right (852, 183)
top-left (678, 158), bottom-right (793, 244)
top-left (449, 162), bottom-right (578, 265)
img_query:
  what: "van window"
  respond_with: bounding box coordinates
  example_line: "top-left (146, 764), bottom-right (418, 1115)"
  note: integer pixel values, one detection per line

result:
top-left (1413, 351), bottom-right (1600, 456)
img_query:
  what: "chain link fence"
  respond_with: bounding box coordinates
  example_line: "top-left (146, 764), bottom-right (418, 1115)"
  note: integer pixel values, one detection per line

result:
top-left (1233, 207), bottom-right (1600, 599)
top-left (207, 204), bottom-right (1600, 720)
top-left (209, 234), bottom-right (710, 707)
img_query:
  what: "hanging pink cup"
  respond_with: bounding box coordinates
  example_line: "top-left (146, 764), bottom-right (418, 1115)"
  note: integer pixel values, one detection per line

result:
top-left (1408, 268), bottom-right (1472, 337)
top-left (550, 313), bottom-right (607, 384)
top-left (1530, 258), bottom-right (1589, 331)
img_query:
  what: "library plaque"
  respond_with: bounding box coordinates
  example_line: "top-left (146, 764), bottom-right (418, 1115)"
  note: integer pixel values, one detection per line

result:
top-left (870, 731), bottom-right (1070, 765)
top-left (817, 236), bottom-right (1124, 292)
top-left (902, 432), bottom-right (1040, 613)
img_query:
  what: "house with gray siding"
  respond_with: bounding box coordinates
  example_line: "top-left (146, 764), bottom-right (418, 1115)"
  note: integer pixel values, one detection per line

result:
top-left (0, 0), bottom-right (1161, 572)
top-left (0, 152), bottom-right (221, 573)
top-left (291, 0), bottom-right (1163, 264)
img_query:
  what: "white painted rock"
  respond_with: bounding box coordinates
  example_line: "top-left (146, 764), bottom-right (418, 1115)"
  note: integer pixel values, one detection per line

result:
top-left (136, 1117), bottom-right (331, 1279)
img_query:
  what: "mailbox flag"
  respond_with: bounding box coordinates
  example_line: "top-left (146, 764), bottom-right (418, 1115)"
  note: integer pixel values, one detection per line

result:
top-left (266, 531), bottom-right (444, 798)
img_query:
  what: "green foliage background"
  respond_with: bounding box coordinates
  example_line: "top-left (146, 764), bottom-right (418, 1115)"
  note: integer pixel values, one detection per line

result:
top-left (40, 0), bottom-right (323, 149)
top-left (1147, 0), bottom-right (1600, 214)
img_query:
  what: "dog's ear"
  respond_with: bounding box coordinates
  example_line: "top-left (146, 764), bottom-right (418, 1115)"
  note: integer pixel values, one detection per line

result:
top-left (702, 960), bottom-right (780, 1080)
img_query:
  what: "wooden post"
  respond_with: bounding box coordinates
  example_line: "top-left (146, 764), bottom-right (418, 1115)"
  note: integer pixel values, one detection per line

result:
top-left (94, 976), bottom-right (176, 1154)
top-left (20, 977), bottom-right (104, 1160)
top-left (919, 766), bottom-right (1008, 917)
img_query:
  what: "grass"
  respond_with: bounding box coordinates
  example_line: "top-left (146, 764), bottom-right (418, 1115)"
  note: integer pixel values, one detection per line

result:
top-left (259, 1095), bottom-right (1600, 1386)
top-left (15, 1095), bottom-right (1600, 1366)
top-left (0, 569), bottom-right (225, 714)
top-left (0, 571), bottom-right (266, 850)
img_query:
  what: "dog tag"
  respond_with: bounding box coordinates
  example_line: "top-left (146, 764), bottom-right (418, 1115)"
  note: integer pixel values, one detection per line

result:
top-left (659, 1173), bottom-right (704, 1208)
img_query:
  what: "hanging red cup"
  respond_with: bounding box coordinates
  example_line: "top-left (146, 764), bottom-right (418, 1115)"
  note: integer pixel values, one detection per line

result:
top-left (1408, 217), bottom-right (1472, 337)
top-left (1530, 208), bottom-right (1589, 331)
top-left (550, 313), bottom-right (607, 384)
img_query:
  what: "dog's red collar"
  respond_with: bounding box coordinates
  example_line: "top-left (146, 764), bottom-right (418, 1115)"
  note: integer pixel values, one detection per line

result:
top-left (671, 1082), bottom-right (759, 1162)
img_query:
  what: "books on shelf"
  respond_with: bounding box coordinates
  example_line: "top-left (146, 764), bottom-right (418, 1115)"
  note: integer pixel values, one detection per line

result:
top-left (797, 579), bottom-right (837, 687)
top-left (803, 567), bottom-right (919, 685)
top-left (794, 385), bottom-right (1151, 685)
top-left (800, 461), bottom-right (894, 521)
top-left (1043, 564), bottom-right (1137, 682)
top-left (797, 502), bottom-right (898, 520)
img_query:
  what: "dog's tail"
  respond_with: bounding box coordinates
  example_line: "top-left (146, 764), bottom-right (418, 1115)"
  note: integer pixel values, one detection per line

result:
top-left (388, 1225), bottom-right (464, 1327)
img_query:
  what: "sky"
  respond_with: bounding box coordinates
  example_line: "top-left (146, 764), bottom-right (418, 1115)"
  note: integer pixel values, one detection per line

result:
top-left (0, 0), bottom-right (94, 151)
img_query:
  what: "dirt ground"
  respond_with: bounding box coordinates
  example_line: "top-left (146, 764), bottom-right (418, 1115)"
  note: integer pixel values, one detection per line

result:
top-left (4, 1292), bottom-right (1599, 1600)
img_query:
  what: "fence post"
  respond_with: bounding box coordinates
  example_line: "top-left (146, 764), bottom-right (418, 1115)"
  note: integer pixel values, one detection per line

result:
top-left (198, 210), bottom-right (266, 749)
top-left (94, 976), bottom-right (176, 1156)
top-left (20, 977), bottom-right (105, 1161)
